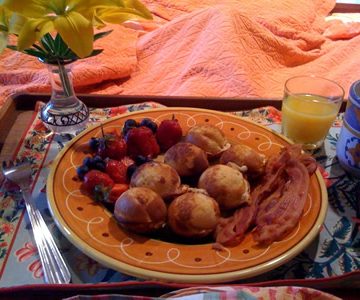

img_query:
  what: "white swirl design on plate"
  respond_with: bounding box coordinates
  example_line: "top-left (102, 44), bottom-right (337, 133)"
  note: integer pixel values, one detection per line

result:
top-left (62, 166), bottom-right (80, 194)
top-left (215, 246), bottom-right (270, 262)
top-left (275, 222), bottom-right (301, 244)
top-left (70, 142), bottom-right (88, 167)
top-left (119, 239), bottom-right (181, 265)
top-left (65, 192), bottom-right (92, 223)
top-left (118, 239), bottom-right (230, 268)
top-left (303, 194), bottom-right (313, 216)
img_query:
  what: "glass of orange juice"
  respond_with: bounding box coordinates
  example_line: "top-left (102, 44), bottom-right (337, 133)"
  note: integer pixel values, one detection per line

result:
top-left (282, 75), bottom-right (344, 150)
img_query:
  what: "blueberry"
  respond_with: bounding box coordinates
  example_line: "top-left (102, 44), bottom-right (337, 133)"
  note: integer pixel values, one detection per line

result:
top-left (94, 161), bottom-right (106, 171)
top-left (83, 157), bottom-right (94, 168)
top-left (135, 155), bottom-right (151, 166)
top-left (77, 165), bottom-right (89, 180)
top-left (89, 137), bottom-right (99, 151)
top-left (126, 164), bottom-right (137, 179)
top-left (97, 139), bottom-right (106, 152)
top-left (140, 118), bottom-right (157, 133)
top-left (93, 155), bottom-right (104, 163)
top-left (124, 119), bottom-right (138, 128)
top-left (122, 119), bottom-right (138, 136)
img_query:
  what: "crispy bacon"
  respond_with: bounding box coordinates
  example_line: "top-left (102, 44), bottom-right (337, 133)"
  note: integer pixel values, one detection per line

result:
top-left (215, 204), bottom-right (256, 246)
top-left (214, 145), bottom-right (317, 247)
top-left (253, 159), bottom-right (309, 245)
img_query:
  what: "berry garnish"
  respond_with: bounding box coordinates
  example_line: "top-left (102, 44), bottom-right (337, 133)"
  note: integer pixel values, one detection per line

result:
top-left (125, 126), bottom-right (160, 158)
top-left (81, 156), bottom-right (106, 172)
top-left (76, 165), bottom-right (89, 180)
top-left (140, 118), bottom-right (158, 133)
top-left (83, 156), bottom-right (93, 168)
top-left (126, 164), bottom-right (138, 179)
top-left (83, 169), bottom-right (114, 195)
top-left (105, 159), bottom-right (129, 184)
top-left (108, 184), bottom-right (129, 204)
top-left (156, 116), bottom-right (183, 151)
top-left (122, 119), bottom-right (138, 136)
top-left (89, 137), bottom-right (100, 151)
top-left (134, 155), bottom-right (152, 166)
top-left (92, 156), bottom-right (106, 171)
top-left (97, 134), bottom-right (127, 160)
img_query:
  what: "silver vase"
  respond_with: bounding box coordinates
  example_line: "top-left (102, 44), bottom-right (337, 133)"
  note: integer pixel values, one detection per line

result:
top-left (40, 61), bottom-right (89, 135)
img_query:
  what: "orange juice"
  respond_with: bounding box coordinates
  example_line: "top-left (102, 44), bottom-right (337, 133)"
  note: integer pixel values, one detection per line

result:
top-left (282, 94), bottom-right (339, 146)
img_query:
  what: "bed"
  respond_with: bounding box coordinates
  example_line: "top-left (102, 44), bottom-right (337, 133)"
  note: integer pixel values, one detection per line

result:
top-left (0, 0), bottom-right (359, 108)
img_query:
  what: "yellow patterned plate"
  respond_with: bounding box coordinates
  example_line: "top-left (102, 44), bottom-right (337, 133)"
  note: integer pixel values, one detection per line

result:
top-left (47, 108), bottom-right (328, 283)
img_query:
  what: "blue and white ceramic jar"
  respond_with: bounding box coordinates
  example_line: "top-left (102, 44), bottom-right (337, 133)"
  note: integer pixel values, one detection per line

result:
top-left (336, 80), bottom-right (360, 177)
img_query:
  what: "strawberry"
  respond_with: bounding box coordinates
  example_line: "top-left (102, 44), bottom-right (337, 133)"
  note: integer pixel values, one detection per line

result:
top-left (125, 126), bottom-right (160, 158)
top-left (108, 184), bottom-right (129, 204)
top-left (156, 117), bottom-right (183, 151)
top-left (105, 159), bottom-right (128, 184)
top-left (83, 170), bottom-right (114, 195)
top-left (97, 134), bottom-right (127, 160)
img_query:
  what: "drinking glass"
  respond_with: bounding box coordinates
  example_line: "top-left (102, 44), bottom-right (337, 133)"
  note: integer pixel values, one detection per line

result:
top-left (282, 75), bottom-right (344, 150)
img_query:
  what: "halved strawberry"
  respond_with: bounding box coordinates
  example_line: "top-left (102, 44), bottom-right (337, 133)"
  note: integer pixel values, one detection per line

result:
top-left (97, 134), bottom-right (127, 160)
top-left (108, 184), bottom-right (129, 204)
top-left (105, 159), bottom-right (128, 184)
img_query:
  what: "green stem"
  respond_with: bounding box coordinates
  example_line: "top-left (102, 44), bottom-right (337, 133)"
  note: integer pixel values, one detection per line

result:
top-left (57, 60), bottom-right (72, 98)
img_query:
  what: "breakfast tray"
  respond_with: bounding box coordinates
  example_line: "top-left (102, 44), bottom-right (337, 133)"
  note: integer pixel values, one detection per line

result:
top-left (0, 93), bottom-right (358, 299)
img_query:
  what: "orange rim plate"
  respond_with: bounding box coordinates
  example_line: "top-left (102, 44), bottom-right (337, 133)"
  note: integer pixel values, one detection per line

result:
top-left (47, 108), bottom-right (328, 283)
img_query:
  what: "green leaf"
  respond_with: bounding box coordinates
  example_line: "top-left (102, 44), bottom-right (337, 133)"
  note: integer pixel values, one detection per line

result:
top-left (54, 33), bottom-right (66, 55)
top-left (23, 48), bottom-right (47, 59)
top-left (93, 30), bottom-right (112, 41)
top-left (40, 33), bottom-right (55, 54)
top-left (87, 48), bottom-right (103, 57)
top-left (6, 44), bottom-right (17, 50)
top-left (32, 43), bottom-right (47, 54)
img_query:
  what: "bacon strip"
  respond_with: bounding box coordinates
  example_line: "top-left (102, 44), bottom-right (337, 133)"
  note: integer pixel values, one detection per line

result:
top-left (214, 145), bottom-right (316, 247)
top-left (215, 204), bottom-right (256, 246)
top-left (253, 159), bottom-right (309, 245)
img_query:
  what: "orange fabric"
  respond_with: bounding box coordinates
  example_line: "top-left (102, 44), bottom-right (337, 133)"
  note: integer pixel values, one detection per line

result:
top-left (1, 0), bottom-right (360, 108)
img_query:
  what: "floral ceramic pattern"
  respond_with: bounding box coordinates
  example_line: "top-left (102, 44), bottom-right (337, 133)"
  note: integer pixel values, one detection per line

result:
top-left (0, 102), bottom-right (359, 287)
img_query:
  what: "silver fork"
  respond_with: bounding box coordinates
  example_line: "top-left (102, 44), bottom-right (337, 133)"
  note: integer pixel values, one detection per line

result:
top-left (2, 159), bottom-right (71, 284)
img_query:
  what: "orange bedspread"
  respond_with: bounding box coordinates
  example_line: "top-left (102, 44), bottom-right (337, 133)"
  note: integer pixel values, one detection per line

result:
top-left (0, 0), bottom-right (359, 108)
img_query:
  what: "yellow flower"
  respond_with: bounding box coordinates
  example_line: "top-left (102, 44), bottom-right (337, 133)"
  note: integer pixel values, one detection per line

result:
top-left (1, 0), bottom-right (152, 58)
